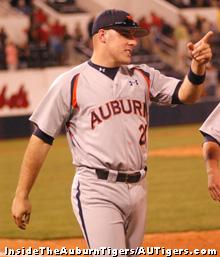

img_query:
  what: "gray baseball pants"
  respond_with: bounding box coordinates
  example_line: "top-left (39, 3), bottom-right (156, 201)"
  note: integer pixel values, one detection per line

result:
top-left (71, 166), bottom-right (147, 257)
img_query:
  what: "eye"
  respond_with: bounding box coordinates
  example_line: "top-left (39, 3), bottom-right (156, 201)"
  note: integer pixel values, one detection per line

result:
top-left (118, 31), bottom-right (134, 39)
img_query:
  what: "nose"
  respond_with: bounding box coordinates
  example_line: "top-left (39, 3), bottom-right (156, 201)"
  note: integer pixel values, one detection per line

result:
top-left (128, 36), bottom-right (138, 46)
top-left (128, 31), bottom-right (139, 46)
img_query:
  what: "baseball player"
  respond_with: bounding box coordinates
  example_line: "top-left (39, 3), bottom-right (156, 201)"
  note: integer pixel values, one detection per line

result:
top-left (199, 103), bottom-right (220, 202)
top-left (12, 9), bottom-right (213, 254)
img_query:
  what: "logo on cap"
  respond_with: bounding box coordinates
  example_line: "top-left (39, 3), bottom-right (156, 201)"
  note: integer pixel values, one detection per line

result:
top-left (126, 15), bottom-right (134, 21)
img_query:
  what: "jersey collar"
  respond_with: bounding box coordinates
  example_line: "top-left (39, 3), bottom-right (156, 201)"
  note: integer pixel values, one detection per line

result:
top-left (88, 60), bottom-right (119, 80)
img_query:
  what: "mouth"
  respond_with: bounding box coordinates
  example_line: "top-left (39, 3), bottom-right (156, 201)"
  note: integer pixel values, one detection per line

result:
top-left (125, 49), bottom-right (132, 56)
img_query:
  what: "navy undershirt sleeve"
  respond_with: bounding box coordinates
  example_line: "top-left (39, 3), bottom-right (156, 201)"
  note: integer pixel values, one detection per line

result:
top-left (33, 127), bottom-right (54, 145)
top-left (200, 131), bottom-right (220, 146)
top-left (171, 81), bottom-right (184, 104)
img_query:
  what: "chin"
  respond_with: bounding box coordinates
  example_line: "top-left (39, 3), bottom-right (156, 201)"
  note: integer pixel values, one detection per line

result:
top-left (120, 56), bottom-right (132, 65)
top-left (114, 54), bottom-right (132, 65)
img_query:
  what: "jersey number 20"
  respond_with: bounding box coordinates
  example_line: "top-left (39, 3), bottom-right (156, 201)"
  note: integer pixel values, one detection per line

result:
top-left (139, 124), bottom-right (147, 145)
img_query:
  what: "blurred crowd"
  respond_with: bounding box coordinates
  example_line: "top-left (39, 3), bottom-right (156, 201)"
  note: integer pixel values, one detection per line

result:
top-left (137, 10), bottom-right (220, 98)
top-left (10, 0), bottom-right (32, 15)
top-left (0, 0), bottom-right (87, 70)
top-left (0, 0), bottom-right (220, 99)
top-left (166, 0), bottom-right (220, 8)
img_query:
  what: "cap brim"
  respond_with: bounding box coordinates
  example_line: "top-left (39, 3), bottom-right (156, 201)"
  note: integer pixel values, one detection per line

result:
top-left (110, 26), bottom-right (150, 37)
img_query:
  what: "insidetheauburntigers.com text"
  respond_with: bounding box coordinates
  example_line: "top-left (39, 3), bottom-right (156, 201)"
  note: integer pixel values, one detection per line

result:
top-left (0, 246), bottom-right (218, 256)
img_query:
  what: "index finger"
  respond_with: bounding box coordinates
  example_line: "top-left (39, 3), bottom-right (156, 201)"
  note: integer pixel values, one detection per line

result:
top-left (200, 31), bottom-right (213, 43)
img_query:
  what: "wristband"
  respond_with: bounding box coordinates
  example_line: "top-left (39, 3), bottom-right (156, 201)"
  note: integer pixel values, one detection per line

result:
top-left (187, 67), bottom-right (206, 85)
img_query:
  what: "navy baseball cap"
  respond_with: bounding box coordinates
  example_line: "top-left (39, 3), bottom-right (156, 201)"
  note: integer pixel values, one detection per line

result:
top-left (92, 9), bottom-right (149, 37)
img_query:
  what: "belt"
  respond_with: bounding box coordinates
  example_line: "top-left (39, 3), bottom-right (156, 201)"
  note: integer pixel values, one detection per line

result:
top-left (95, 166), bottom-right (147, 183)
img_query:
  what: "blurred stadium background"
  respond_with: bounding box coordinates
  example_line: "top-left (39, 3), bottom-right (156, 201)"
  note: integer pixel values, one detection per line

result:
top-left (0, 0), bottom-right (220, 240)
top-left (0, 0), bottom-right (220, 138)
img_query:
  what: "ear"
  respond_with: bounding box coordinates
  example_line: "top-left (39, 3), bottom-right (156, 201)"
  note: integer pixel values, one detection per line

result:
top-left (98, 29), bottom-right (107, 43)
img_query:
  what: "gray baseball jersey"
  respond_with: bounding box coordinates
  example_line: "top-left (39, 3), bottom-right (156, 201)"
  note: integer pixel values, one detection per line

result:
top-left (30, 61), bottom-right (179, 171)
top-left (199, 103), bottom-right (220, 144)
top-left (30, 61), bottom-right (180, 252)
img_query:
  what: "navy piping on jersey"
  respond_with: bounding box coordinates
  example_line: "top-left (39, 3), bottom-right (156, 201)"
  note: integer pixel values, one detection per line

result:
top-left (70, 73), bottom-right (80, 109)
top-left (70, 74), bottom-right (77, 108)
top-left (33, 127), bottom-right (54, 145)
top-left (172, 80), bottom-right (184, 104)
top-left (131, 67), bottom-right (150, 80)
top-left (88, 60), bottom-right (119, 80)
top-left (200, 131), bottom-right (220, 146)
top-left (76, 182), bottom-right (91, 248)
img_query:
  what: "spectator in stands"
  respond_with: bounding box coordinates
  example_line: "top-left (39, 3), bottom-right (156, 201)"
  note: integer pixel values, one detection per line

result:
top-left (18, 43), bottom-right (29, 68)
top-left (37, 23), bottom-right (50, 47)
top-left (0, 28), bottom-right (7, 47)
top-left (196, 0), bottom-right (211, 7)
top-left (179, 0), bottom-right (191, 8)
top-left (73, 22), bottom-right (83, 42)
top-left (87, 16), bottom-right (95, 39)
top-left (0, 27), bottom-right (7, 69)
top-left (148, 12), bottom-right (164, 49)
top-left (189, 15), bottom-right (214, 44)
top-left (10, 0), bottom-right (32, 7)
top-left (195, 15), bottom-right (204, 34)
top-left (204, 63), bottom-right (218, 97)
top-left (10, 0), bottom-right (18, 7)
top-left (139, 16), bottom-right (150, 31)
top-left (63, 25), bottom-right (74, 65)
top-left (17, 0), bottom-right (32, 15)
top-left (86, 16), bottom-right (95, 49)
top-left (174, 15), bottom-right (190, 71)
top-left (212, 0), bottom-right (220, 7)
top-left (138, 16), bottom-right (151, 51)
top-left (200, 17), bottom-right (212, 34)
top-left (160, 19), bottom-right (174, 38)
top-left (26, 25), bottom-right (39, 45)
top-left (49, 19), bottom-right (65, 39)
top-left (10, 0), bottom-right (33, 15)
top-left (150, 12), bottom-right (163, 31)
top-left (2, 0), bottom-right (218, 74)
top-left (33, 7), bottom-right (48, 26)
top-left (190, 25), bottom-right (203, 44)
top-left (166, 0), bottom-right (213, 7)
top-left (5, 41), bottom-right (19, 70)
top-left (49, 20), bottom-right (65, 65)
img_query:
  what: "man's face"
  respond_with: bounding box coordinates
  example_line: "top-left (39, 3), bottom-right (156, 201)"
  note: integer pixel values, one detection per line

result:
top-left (103, 29), bottom-right (139, 66)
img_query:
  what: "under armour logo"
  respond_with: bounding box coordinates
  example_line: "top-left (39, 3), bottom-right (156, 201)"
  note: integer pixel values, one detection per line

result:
top-left (129, 80), bottom-right (139, 86)
top-left (99, 67), bottom-right (106, 72)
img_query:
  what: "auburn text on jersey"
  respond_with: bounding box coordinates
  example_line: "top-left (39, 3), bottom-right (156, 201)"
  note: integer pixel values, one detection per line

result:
top-left (91, 98), bottom-right (147, 129)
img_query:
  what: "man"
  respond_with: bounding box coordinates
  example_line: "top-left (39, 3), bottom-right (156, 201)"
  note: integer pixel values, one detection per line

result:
top-left (199, 103), bottom-right (220, 202)
top-left (12, 9), bottom-right (213, 253)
